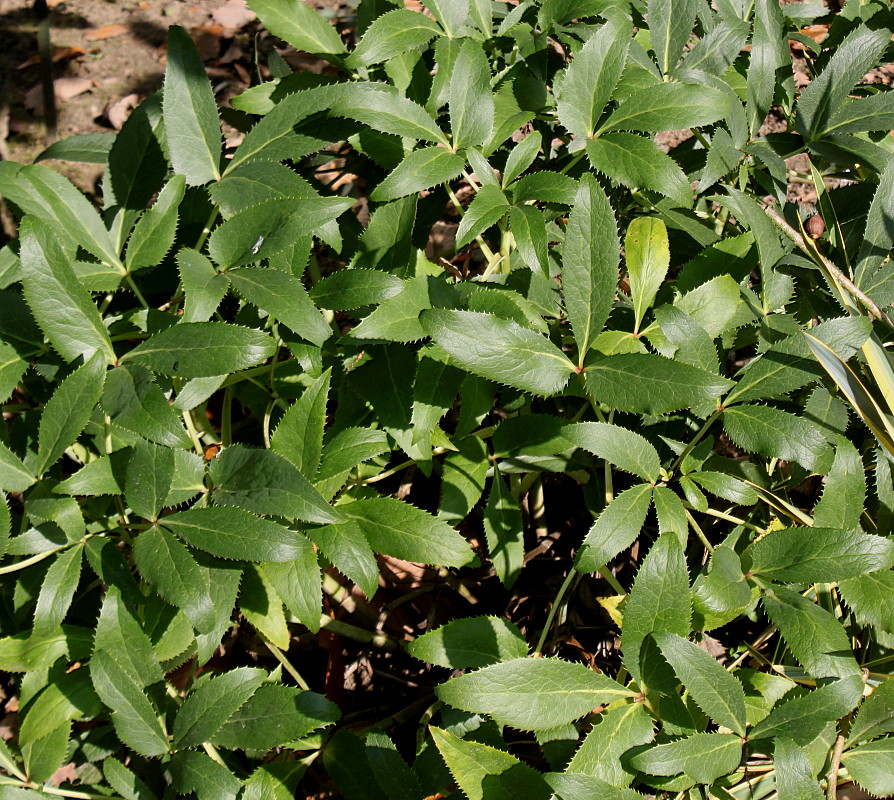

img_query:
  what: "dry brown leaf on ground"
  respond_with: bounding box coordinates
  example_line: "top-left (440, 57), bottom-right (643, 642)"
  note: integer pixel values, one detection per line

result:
top-left (212, 0), bottom-right (257, 31)
top-left (24, 77), bottom-right (93, 115)
top-left (17, 45), bottom-right (87, 70)
top-left (105, 92), bottom-right (141, 129)
top-left (191, 24), bottom-right (225, 61)
top-left (84, 23), bottom-right (129, 42)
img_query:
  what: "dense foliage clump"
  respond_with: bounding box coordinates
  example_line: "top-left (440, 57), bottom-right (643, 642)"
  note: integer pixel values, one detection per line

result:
top-left (3, 0), bottom-right (894, 796)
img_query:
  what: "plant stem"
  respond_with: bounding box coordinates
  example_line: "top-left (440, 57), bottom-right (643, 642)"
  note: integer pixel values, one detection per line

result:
top-left (261, 635), bottom-right (311, 690)
top-left (826, 733), bottom-right (846, 799)
top-left (598, 566), bottom-right (627, 596)
top-left (221, 386), bottom-right (233, 447)
top-left (533, 569), bottom-right (579, 656)
top-left (669, 407), bottom-right (723, 475)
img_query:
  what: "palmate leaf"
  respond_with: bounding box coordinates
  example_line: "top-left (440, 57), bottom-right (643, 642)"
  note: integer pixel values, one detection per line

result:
top-left (421, 309), bottom-right (575, 396)
top-left (436, 657), bottom-right (633, 730)
top-left (163, 27), bottom-right (221, 186)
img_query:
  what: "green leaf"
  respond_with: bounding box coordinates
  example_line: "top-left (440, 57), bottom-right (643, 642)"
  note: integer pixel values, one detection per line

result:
top-left (0, 442), bottom-right (35, 493)
top-left (842, 737), bottom-right (894, 797)
top-left (177, 249), bottom-right (230, 324)
top-left (123, 322), bottom-right (276, 378)
top-left (430, 726), bottom-right (553, 800)
top-left (584, 354), bottom-right (732, 415)
top-left (408, 616), bottom-right (528, 668)
top-left (163, 26), bottom-right (221, 185)
top-left (310, 519), bottom-right (379, 597)
top-left (171, 751), bottom-right (240, 800)
top-left (749, 675), bottom-right (864, 745)
top-left (173, 667), bottom-right (266, 749)
top-left (125, 175), bottom-right (185, 271)
top-left (33, 544), bottom-right (83, 635)
top-left (133, 526), bottom-right (216, 633)
top-left (19, 217), bottom-right (115, 364)
top-left (19, 669), bottom-right (101, 746)
top-left (271, 370), bottom-right (330, 479)
top-left (162, 506), bottom-right (316, 562)
top-left (503, 132), bottom-right (541, 187)
top-left (746, 0), bottom-right (791, 134)
top-left (94, 587), bottom-right (163, 686)
top-left (211, 684), bottom-right (339, 749)
top-left (749, 527), bottom-right (894, 583)
top-left (248, 0), bottom-right (346, 56)
top-left (567, 703), bottom-right (655, 787)
top-left (0, 341), bottom-right (28, 405)
top-left (689, 471), bottom-right (757, 505)
top-left (436, 657), bottom-right (633, 730)
top-left (824, 91), bottom-right (894, 135)
top-left (856, 160), bottom-right (894, 285)
top-left (310, 269), bottom-right (405, 311)
top-left (229, 267), bottom-right (330, 347)
top-left (317, 427), bottom-right (390, 485)
top-left (125, 442), bottom-right (175, 521)
top-left (677, 18), bottom-right (750, 78)
top-left (449, 38), bottom-right (494, 150)
top-left (815, 439), bottom-right (866, 529)
top-left (545, 772), bottom-right (646, 800)
top-left (421, 309), bottom-right (574, 396)
top-left (101, 365), bottom-right (192, 448)
top-left (208, 197), bottom-right (353, 269)
top-left (647, 0), bottom-right (698, 75)
top-left (209, 445), bottom-right (342, 525)
top-left (483, 467), bottom-right (524, 587)
top-left (762, 586), bottom-right (861, 679)
top-left (370, 147), bottom-right (466, 202)
top-left (675, 274), bottom-right (741, 339)
top-left (455, 185), bottom-right (510, 250)
top-left (509, 205), bottom-right (549, 275)
top-left (209, 161), bottom-right (317, 216)
top-left (628, 732), bottom-right (742, 784)
top-left (36, 132), bottom-right (115, 164)
top-left (847, 677), bottom-right (894, 746)
top-left (347, 9), bottom-right (442, 67)
top-left (774, 738), bottom-right (825, 800)
top-left (597, 83), bottom-right (728, 135)
top-left (90, 650), bottom-right (169, 757)
top-left (104, 758), bottom-right (158, 800)
top-left (652, 632), bottom-right (747, 736)
top-left (439, 435), bottom-right (489, 521)
top-left (563, 174), bottom-right (619, 363)
top-left (796, 24), bottom-right (891, 138)
top-left (0, 627), bottom-right (90, 672)
top-left (621, 532), bottom-right (691, 686)
top-left (241, 568), bottom-right (291, 647)
top-left (36, 351), bottom-right (106, 476)
top-left (557, 17), bottom-right (630, 139)
top-left (723, 405), bottom-right (831, 473)
top-left (840, 570), bottom-right (894, 635)
top-left (0, 163), bottom-right (120, 268)
top-left (340, 496), bottom-right (474, 567)
top-left (565, 422), bottom-right (662, 482)
top-left (575, 483), bottom-right (652, 572)
top-left (511, 172), bottom-right (578, 205)
top-left (331, 83), bottom-right (448, 145)
top-left (262, 546), bottom-right (321, 632)
top-left (625, 216), bottom-right (670, 335)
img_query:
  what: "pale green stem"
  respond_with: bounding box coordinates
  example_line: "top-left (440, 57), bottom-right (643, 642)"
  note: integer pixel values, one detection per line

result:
top-left (261, 636), bottom-right (311, 691)
top-left (533, 570), bottom-right (580, 656)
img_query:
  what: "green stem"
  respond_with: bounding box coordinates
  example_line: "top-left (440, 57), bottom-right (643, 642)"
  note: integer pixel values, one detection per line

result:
top-left (125, 274), bottom-right (149, 309)
top-left (221, 386), bottom-right (234, 448)
top-left (684, 508), bottom-right (714, 553)
top-left (261, 635), bottom-right (311, 690)
top-left (669, 407), bottom-right (723, 476)
top-left (533, 569), bottom-right (580, 656)
top-left (0, 545), bottom-right (66, 575)
top-left (598, 566), bottom-right (626, 596)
